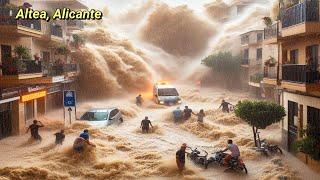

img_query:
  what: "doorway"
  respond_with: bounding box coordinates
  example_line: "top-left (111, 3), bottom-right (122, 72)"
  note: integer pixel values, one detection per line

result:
top-left (0, 102), bottom-right (13, 139)
top-left (307, 106), bottom-right (320, 140)
top-left (1, 45), bottom-right (12, 75)
top-left (288, 101), bottom-right (298, 152)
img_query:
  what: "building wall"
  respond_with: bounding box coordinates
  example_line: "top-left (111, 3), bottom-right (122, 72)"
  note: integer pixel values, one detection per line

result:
top-left (282, 91), bottom-right (320, 131)
top-left (281, 36), bottom-right (320, 65)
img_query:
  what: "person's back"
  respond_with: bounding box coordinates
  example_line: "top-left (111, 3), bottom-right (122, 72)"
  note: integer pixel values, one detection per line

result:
top-left (184, 108), bottom-right (192, 119)
top-left (228, 143), bottom-right (240, 157)
top-left (141, 119), bottom-right (151, 128)
top-left (197, 111), bottom-right (205, 123)
top-left (80, 131), bottom-right (89, 140)
top-left (73, 137), bottom-right (86, 152)
top-left (55, 130), bottom-right (65, 145)
top-left (173, 108), bottom-right (182, 121)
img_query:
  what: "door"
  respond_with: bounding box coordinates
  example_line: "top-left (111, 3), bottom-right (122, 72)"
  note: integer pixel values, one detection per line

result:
top-left (306, 45), bottom-right (319, 71)
top-left (288, 101), bottom-right (298, 152)
top-left (307, 106), bottom-right (320, 140)
top-left (1, 45), bottom-right (12, 75)
top-left (0, 102), bottom-right (13, 139)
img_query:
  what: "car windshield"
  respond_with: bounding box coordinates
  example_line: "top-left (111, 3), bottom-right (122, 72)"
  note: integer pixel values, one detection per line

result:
top-left (81, 111), bottom-right (109, 121)
top-left (158, 88), bottom-right (179, 96)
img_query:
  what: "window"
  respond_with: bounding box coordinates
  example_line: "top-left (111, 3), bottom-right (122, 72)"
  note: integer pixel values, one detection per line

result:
top-left (306, 45), bottom-right (319, 70)
top-left (256, 48), bottom-right (262, 60)
top-left (257, 33), bottom-right (263, 42)
top-left (158, 88), bottom-right (179, 96)
top-left (290, 49), bottom-right (299, 64)
top-left (25, 100), bottom-right (34, 121)
top-left (109, 109), bottom-right (119, 119)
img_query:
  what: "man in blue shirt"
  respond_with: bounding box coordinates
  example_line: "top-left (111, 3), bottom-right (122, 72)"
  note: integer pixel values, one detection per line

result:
top-left (173, 107), bottom-right (182, 122)
top-left (80, 129), bottom-right (89, 140)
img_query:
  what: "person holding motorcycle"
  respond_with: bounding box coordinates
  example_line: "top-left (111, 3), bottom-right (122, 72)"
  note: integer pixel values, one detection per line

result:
top-left (221, 139), bottom-right (240, 165)
top-left (218, 100), bottom-right (233, 113)
top-left (176, 143), bottom-right (187, 172)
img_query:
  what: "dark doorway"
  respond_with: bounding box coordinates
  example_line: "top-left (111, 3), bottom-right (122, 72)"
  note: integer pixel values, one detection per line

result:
top-left (288, 101), bottom-right (298, 152)
top-left (306, 45), bottom-right (319, 71)
top-left (307, 106), bottom-right (320, 140)
top-left (0, 102), bottom-right (13, 139)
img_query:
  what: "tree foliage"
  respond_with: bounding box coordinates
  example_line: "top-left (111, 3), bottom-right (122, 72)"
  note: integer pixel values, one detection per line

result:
top-left (201, 51), bottom-right (240, 74)
top-left (235, 100), bottom-right (286, 146)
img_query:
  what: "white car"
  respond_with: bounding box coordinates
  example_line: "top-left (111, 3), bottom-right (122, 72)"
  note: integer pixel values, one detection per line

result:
top-left (79, 108), bottom-right (123, 126)
top-left (153, 83), bottom-right (181, 105)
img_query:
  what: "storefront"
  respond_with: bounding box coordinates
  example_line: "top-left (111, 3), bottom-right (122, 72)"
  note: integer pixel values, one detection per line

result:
top-left (46, 84), bottom-right (63, 112)
top-left (0, 88), bottom-right (20, 139)
top-left (20, 88), bottom-right (47, 126)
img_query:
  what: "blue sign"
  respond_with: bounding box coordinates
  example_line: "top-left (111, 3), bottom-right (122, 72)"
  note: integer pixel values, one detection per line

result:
top-left (63, 90), bottom-right (76, 107)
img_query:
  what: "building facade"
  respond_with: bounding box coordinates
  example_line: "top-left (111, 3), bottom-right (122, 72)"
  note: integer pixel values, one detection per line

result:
top-left (263, 0), bottom-right (320, 170)
top-left (0, 0), bottom-right (86, 139)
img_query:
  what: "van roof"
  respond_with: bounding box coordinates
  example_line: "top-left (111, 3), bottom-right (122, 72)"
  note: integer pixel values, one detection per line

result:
top-left (156, 84), bottom-right (175, 89)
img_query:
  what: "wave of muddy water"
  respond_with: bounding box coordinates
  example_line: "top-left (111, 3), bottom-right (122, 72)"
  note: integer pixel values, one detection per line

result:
top-left (1, 85), bottom-right (318, 180)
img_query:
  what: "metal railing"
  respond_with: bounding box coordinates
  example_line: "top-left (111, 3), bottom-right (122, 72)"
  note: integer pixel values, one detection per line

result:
top-left (264, 22), bottom-right (279, 39)
top-left (264, 66), bottom-right (277, 79)
top-left (250, 73), bottom-right (264, 83)
top-left (0, 7), bottom-right (41, 31)
top-left (282, 64), bottom-right (320, 83)
top-left (51, 25), bottom-right (63, 37)
top-left (2, 60), bottom-right (42, 75)
top-left (67, 20), bottom-right (84, 29)
top-left (281, 0), bottom-right (319, 28)
top-left (47, 63), bottom-right (79, 76)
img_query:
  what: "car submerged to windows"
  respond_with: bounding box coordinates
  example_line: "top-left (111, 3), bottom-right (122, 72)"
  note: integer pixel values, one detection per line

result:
top-left (79, 108), bottom-right (123, 126)
top-left (153, 83), bottom-right (181, 105)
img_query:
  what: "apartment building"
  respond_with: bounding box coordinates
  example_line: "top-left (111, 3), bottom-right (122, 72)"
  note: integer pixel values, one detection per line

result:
top-left (239, 30), bottom-right (264, 96)
top-left (264, 0), bottom-right (320, 170)
top-left (0, 0), bottom-right (86, 139)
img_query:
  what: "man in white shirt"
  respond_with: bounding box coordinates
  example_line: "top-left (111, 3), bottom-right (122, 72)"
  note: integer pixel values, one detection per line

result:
top-left (221, 139), bottom-right (240, 165)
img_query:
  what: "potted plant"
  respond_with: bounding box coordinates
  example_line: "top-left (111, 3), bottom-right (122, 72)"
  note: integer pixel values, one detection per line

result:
top-left (71, 34), bottom-right (85, 49)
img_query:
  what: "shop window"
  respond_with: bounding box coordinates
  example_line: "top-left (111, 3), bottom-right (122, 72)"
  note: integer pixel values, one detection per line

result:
top-left (25, 100), bottom-right (35, 121)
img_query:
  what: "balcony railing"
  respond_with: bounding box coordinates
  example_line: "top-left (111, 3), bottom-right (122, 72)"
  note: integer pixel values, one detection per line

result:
top-left (64, 64), bottom-right (79, 73)
top-left (264, 66), bottom-right (277, 79)
top-left (51, 25), bottom-right (63, 37)
top-left (2, 60), bottom-right (42, 76)
top-left (241, 58), bottom-right (249, 65)
top-left (264, 23), bottom-right (279, 39)
top-left (282, 64), bottom-right (320, 83)
top-left (281, 1), bottom-right (319, 28)
top-left (0, 7), bottom-right (41, 31)
top-left (67, 20), bottom-right (84, 29)
top-left (47, 63), bottom-right (79, 76)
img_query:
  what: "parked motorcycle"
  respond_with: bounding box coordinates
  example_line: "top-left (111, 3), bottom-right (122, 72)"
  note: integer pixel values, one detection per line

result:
top-left (206, 151), bottom-right (248, 174)
top-left (256, 132), bottom-right (283, 156)
top-left (186, 147), bottom-right (208, 167)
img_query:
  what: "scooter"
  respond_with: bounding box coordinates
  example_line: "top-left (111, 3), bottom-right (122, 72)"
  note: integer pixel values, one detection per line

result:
top-left (206, 151), bottom-right (248, 174)
top-left (186, 147), bottom-right (208, 167)
top-left (255, 131), bottom-right (283, 156)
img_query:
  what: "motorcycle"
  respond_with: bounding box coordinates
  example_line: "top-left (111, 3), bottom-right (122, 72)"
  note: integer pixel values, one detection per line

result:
top-left (256, 132), bottom-right (283, 156)
top-left (206, 151), bottom-right (248, 174)
top-left (186, 147), bottom-right (208, 167)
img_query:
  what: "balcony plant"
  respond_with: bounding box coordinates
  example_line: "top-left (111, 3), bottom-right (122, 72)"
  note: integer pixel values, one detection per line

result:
top-left (262, 17), bottom-right (273, 27)
top-left (14, 45), bottom-right (31, 60)
top-left (264, 56), bottom-right (277, 67)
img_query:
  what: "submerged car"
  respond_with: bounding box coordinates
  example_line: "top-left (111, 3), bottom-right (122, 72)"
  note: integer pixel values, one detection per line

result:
top-left (153, 82), bottom-right (181, 105)
top-left (79, 108), bottom-right (123, 125)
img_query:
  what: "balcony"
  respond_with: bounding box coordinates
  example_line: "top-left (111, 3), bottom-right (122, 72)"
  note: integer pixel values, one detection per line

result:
top-left (0, 60), bottom-right (44, 85)
top-left (249, 73), bottom-right (263, 87)
top-left (264, 22), bottom-right (280, 44)
top-left (263, 66), bottom-right (278, 85)
top-left (64, 63), bottom-right (80, 77)
top-left (281, 1), bottom-right (320, 37)
top-left (67, 20), bottom-right (84, 30)
top-left (0, 7), bottom-right (43, 37)
top-left (281, 64), bottom-right (320, 92)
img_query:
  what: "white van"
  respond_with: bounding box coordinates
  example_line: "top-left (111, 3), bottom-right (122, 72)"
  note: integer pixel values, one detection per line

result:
top-left (153, 83), bottom-right (181, 105)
